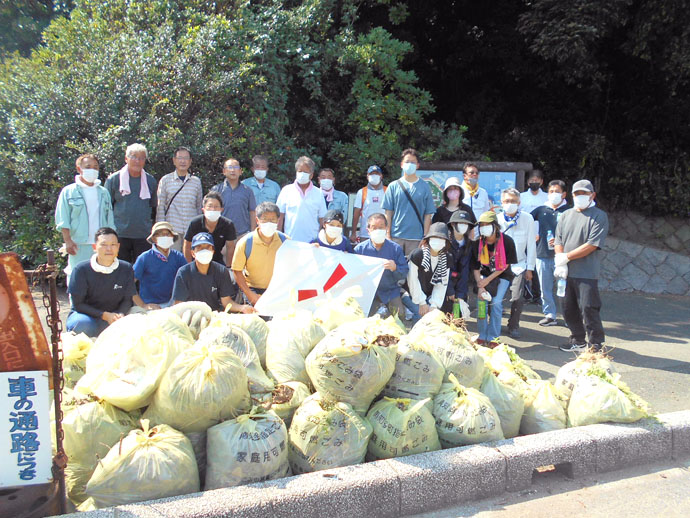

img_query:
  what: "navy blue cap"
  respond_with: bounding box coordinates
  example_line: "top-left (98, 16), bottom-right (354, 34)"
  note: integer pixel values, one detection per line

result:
top-left (191, 232), bottom-right (214, 249)
top-left (324, 209), bottom-right (344, 223)
top-left (367, 165), bottom-right (382, 174)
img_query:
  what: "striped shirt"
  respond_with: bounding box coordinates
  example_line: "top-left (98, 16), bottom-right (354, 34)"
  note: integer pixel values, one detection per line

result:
top-left (156, 172), bottom-right (203, 235)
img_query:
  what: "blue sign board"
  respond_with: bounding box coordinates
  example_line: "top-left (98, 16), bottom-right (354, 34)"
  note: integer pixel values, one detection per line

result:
top-left (417, 170), bottom-right (517, 208)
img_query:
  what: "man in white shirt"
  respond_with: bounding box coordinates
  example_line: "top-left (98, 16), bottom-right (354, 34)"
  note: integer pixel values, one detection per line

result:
top-left (519, 169), bottom-right (549, 215)
top-left (155, 147), bottom-right (203, 252)
top-left (498, 187), bottom-right (536, 339)
top-left (276, 156), bottom-right (327, 242)
top-left (350, 165), bottom-right (386, 242)
top-left (461, 162), bottom-right (491, 221)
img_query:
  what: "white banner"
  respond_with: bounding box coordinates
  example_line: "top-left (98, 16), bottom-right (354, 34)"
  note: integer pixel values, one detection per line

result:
top-left (0, 370), bottom-right (52, 487)
top-left (254, 240), bottom-right (385, 316)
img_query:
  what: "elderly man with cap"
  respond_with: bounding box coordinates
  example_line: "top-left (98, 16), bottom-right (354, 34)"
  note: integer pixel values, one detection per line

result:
top-left (350, 165), bottom-right (387, 243)
top-left (131, 222), bottom-right (187, 310)
top-left (555, 179), bottom-right (609, 352)
top-left (172, 232), bottom-right (254, 313)
top-left (471, 211), bottom-right (518, 346)
top-left (403, 222), bottom-right (453, 320)
top-left (354, 213), bottom-right (408, 317)
top-left (442, 210), bottom-right (475, 312)
top-left (432, 177), bottom-right (476, 226)
top-left (311, 209), bottom-right (353, 252)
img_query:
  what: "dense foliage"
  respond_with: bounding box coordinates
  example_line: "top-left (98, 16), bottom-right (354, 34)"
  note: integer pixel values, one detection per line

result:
top-left (1, 0), bottom-right (689, 265)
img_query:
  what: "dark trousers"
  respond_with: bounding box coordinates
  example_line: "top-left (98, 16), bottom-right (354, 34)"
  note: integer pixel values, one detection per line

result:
top-left (508, 271), bottom-right (526, 331)
top-left (563, 277), bottom-right (605, 344)
top-left (118, 237), bottom-right (149, 264)
top-left (530, 269), bottom-right (541, 300)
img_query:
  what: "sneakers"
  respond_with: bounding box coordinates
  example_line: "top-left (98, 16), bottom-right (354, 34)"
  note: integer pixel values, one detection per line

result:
top-left (404, 308), bottom-right (414, 321)
top-left (559, 341), bottom-right (588, 353)
top-left (539, 317), bottom-right (558, 327)
top-left (508, 328), bottom-right (521, 339)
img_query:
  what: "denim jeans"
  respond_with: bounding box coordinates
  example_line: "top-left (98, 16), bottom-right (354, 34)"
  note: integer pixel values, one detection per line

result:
top-left (66, 311), bottom-right (109, 337)
top-left (477, 278), bottom-right (510, 341)
top-left (536, 257), bottom-right (558, 319)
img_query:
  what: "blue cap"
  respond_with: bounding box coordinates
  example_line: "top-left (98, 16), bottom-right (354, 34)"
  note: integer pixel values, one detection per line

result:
top-left (191, 232), bottom-right (214, 249)
top-left (367, 165), bottom-right (382, 174)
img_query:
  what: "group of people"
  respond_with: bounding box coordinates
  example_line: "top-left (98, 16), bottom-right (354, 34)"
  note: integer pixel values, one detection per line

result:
top-left (56, 144), bottom-right (609, 353)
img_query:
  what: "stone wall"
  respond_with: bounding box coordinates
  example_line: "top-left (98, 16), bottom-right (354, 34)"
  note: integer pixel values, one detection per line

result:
top-left (599, 236), bottom-right (690, 296)
top-left (608, 210), bottom-right (690, 256)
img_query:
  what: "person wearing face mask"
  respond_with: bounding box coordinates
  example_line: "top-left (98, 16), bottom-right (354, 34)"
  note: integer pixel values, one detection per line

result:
top-left (276, 156), bottom-right (327, 242)
top-left (172, 232), bottom-right (254, 313)
top-left (232, 202), bottom-right (288, 306)
top-left (530, 179), bottom-right (570, 327)
top-left (131, 222), bottom-right (187, 310)
top-left (66, 227), bottom-right (137, 337)
top-left (155, 147), bottom-right (203, 252)
top-left (442, 210), bottom-right (475, 312)
top-left (432, 177), bottom-right (476, 225)
top-left (55, 153), bottom-right (115, 284)
top-left (382, 148), bottom-right (437, 256)
top-left (354, 213), bottom-right (408, 317)
top-left (242, 155), bottom-right (281, 205)
top-left (471, 211), bottom-right (518, 346)
top-left (104, 143), bottom-right (158, 264)
top-left (310, 210), bottom-right (353, 252)
top-left (519, 169), bottom-right (549, 215)
top-left (497, 188), bottom-right (537, 339)
top-left (403, 222), bottom-right (452, 321)
top-left (211, 157), bottom-right (257, 238)
top-left (350, 165), bottom-right (387, 243)
top-left (318, 168), bottom-right (349, 224)
top-left (461, 162), bottom-right (491, 222)
top-left (183, 192), bottom-right (237, 266)
top-left (554, 180), bottom-right (609, 352)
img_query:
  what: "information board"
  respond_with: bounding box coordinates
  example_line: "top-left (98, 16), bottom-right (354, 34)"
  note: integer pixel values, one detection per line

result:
top-left (0, 370), bottom-right (52, 487)
top-left (417, 170), bottom-right (517, 208)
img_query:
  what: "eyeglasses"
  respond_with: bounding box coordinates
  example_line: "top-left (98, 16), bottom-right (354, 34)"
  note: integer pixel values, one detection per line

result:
top-left (175, 156), bottom-right (191, 161)
top-left (224, 166), bottom-right (241, 170)
top-left (127, 155), bottom-right (146, 162)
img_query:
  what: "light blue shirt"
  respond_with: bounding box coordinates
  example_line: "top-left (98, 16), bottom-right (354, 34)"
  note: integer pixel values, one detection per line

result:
top-left (382, 178), bottom-right (436, 240)
top-left (242, 176), bottom-right (282, 205)
top-left (322, 189), bottom-right (349, 225)
top-left (55, 182), bottom-right (114, 244)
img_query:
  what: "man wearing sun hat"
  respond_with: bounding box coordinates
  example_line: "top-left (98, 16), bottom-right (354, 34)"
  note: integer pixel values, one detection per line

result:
top-left (554, 179), bottom-right (609, 352)
top-left (132, 221), bottom-right (188, 309)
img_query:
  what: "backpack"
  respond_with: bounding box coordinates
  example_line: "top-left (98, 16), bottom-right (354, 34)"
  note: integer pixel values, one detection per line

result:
top-left (244, 231), bottom-right (288, 259)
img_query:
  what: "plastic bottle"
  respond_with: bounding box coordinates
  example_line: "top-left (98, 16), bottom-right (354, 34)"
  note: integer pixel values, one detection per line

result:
top-left (453, 301), bottom-right (460, 319)
top-left (547, 229), bottom-right (555, 250)
top-left (477, 290), bottom-right (492, 319)
top-left (557, 278), bottom-right (566, 297)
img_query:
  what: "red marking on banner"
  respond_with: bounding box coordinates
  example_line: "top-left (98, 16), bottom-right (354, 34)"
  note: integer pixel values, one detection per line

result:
top-left (297, 289), bottom-right (318, 301)
top-left (323, 264), bottom-right (347, 292)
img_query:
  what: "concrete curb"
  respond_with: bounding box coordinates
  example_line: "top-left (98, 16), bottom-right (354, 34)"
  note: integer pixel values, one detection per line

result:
top-left (59, 410), bottom-right (690, 518)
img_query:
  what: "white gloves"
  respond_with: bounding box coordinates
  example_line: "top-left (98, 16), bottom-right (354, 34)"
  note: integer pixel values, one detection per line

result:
top-left (554, 265), bottom-right (568, 279)
top-left (555, 252), bottom-right (570, 267)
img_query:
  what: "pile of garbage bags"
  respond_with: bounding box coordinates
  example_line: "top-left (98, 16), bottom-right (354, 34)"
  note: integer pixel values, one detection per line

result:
top-left (54, 300), bottom-right (650, 510)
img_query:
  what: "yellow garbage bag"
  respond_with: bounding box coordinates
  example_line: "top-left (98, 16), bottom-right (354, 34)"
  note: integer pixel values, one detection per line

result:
top-left (268, 381), bottom-right (312, 428)
top-left (76, 313), bottom-right (190, 411)
top-left (555, 351), bottom-right (616, 400)
top-left (144, 342), bottom-right (250, 433)
top-left (206, 407), bottom-right (290, 489)
top-left (288, 393), bottom-right (372, 474)
top-left (85, 420), bottom-right (199, 508)
top-left (313, 293), bottom-right (365, 332)
top-left (62, 395), bottom-right (138, 505)
top-left (208, 312), bottom-right (269, 368)
top-left (520, 380), bottom-right (567, 435)
top-left (61, 332), bottom-right (93, 389)
top-left (432, 374), bottom-right (504, 448)
top-left (366, 397), bottom-right (440, 460)
top-left (479, 370), bottom-right (524, 439)
top-left (381, 335), bottom-right (445, 401)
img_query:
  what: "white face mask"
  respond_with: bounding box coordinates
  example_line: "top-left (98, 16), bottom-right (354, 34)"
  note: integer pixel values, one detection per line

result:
top-left (81, 168), bottom-right (99, 183)
top-left (320, 178), bottom-right (334, 190)
top-left (429, 237), bottom-right (446, 252)
top-left (194, 249), bottom-right (214, 265)
top-left (573, 194), bottom-right (592, 210)
top-left (325, 224), bottom-right (343, 239)
top-left (296, 171), bottom-right (311, 185)
top-left (480, 225), bottom-right (494, 237)
top-left (156, 236), bottom-right (174, 249)
top-left (465, 177), bottom-right (478, 186)
top-left (205, 210), bottom-right (222, 222)
top-left (368, 174), bottom-right (381, 186)
top-left (402, 162), bottom-right (417, 176)
top-left (369, 229), bottom-right (387, 244)
top-left (259, 221), bottom-right (277, 237)
top-left (454, 223), bottom-right (469, 235)
top-left (548, 192), bottom-right (563, 206)
top-left (254, 169), bottom-right (267, 180)
top-left (502, 203), bottom-right (519, 215)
